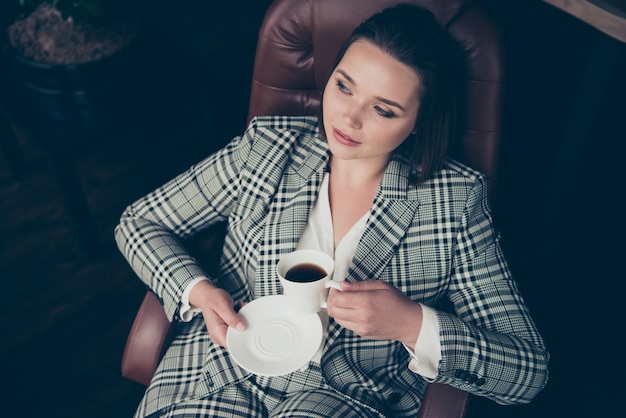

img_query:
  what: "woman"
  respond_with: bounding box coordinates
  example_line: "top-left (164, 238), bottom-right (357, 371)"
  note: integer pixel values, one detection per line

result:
top-left (115, 4), bottom-right (549, 417)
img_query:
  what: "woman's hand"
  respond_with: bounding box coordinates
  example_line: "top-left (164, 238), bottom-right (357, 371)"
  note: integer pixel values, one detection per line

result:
top-left (189, 280), bottom-right (246, 348)
top-left (326, 280), bottom-right (423, 347)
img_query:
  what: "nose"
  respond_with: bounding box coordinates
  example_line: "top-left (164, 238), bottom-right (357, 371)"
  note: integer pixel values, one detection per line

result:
top-left (344, 102), bottom-right (363, 129)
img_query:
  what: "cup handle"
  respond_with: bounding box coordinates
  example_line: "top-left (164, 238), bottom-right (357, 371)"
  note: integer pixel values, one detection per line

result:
top-left (325, 281), bottom-right (343, 291)
top-left (321, 281), bottom-right (343, 309)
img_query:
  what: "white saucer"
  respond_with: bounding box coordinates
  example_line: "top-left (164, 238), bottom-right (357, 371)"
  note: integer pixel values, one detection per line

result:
top-left (226, 295), bottom-right (323, 376)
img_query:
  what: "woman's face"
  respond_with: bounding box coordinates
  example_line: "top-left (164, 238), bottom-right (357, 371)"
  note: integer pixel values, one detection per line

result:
top-left (322, 40), bottom-right (421, 166)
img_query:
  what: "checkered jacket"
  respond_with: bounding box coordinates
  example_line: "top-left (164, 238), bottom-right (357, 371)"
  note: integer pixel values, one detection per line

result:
top-left (115, 116), bottom-right (548, 417)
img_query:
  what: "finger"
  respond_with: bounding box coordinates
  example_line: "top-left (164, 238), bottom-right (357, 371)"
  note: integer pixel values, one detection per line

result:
top-left (340, 280), bottom-right (390, 292)
top-left (212, 325), bottom-right (229, 347)
top-left (204, 310), bottom-right (229, 347)
top-left (330, 312), bottom-right (379, 339)
top-left (327, 293), bottom-right (370, 323)
top-left (219, 305), bottom-right (247, 331)
top-left (328, 282), bottom-right (378, 310)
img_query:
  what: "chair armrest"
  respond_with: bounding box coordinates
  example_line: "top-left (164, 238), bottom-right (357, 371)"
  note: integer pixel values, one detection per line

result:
top-left (418, 382), bottom-right (469, 418)
top-left (121, 291), bottom-right (173, 386)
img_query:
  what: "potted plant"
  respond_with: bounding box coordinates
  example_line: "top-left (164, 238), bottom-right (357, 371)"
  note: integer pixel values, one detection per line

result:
top-left (1, 0), bottom-right (143, 255)
top-left (3, 0), bottom-right (142, 140)
top-left (7, 0), bottom-right (139, 65)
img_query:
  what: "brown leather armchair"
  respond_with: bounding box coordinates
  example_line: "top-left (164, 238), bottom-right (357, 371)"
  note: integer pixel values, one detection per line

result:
top-left (121, 1), bottom-right (504, 417)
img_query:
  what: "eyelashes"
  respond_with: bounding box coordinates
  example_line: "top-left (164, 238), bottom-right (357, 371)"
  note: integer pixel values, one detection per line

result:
top-left (334, 79), bottom-right (395, 118)
top-left (374, 106), bottom-right (394, 118)
top-left (336, 80), bottom-right (350, 94)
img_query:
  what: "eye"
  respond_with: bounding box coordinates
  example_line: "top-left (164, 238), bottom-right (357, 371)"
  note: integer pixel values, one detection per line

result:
top-left (336, 80), bottom-right (351, 94)
top-left (374, 105), bottom-right (394, 118)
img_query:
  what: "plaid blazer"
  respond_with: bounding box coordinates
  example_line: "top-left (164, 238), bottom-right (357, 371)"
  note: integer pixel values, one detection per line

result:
top-left (115, 116), bottom-right (548, 417)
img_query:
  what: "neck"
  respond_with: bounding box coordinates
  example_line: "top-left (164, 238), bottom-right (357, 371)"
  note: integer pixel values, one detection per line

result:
top-left (329, 156), bottom-right (388, 187)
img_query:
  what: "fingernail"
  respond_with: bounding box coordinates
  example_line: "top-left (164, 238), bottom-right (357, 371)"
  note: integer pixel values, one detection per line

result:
top-left (236, 322), bottom-right (246, 331)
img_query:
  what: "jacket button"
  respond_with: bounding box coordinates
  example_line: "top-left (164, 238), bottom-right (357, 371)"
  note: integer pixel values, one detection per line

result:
top-left (455, 369), bottom-right (469, 380)
top-left (388, 393), bottom-right (402, 404)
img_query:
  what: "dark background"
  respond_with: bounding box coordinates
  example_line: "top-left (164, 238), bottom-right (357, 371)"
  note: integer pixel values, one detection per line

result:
top-left (1, 0), bottom-right (624, 416)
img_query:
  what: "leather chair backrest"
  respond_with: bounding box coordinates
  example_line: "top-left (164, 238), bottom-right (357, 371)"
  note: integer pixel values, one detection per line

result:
top-left (248, 0), bottom-right (504, 204)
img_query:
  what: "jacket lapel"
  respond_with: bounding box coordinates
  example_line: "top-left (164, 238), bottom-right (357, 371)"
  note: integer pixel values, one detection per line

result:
top-left (255, 136), bottom-right (330, 298)
top-left (325, 155), bottom-right (420, 347)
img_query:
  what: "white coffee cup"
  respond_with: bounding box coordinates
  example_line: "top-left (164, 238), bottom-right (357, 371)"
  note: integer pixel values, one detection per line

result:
top-left (277, 249), bottom-right (342, 314)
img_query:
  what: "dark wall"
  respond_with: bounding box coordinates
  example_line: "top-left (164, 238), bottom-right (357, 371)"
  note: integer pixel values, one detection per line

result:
top-left (470, 1), bottom-right (625, 416)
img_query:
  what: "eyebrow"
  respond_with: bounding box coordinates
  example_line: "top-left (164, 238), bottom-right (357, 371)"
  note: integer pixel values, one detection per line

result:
top-left (336, 69), bottom-right (407, 112)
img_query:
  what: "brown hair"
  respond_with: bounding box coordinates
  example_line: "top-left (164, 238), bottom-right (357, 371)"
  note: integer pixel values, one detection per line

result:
top-left (328, 4), bottom-right (465, 184)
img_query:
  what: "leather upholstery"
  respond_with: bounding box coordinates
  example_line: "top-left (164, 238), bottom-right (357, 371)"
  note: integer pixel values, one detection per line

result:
top-left (248, 0), bottom-right (504, 203)
top-left (121, 291), bottom-right (172, 386)
top-left (122, 2), bottom-right (504, 416)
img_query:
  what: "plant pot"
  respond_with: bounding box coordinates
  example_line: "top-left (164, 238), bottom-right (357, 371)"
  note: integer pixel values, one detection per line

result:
top-left (10, 44), bottom-right (143, 148)
top-left (3, 3), bottom-right (144, 151)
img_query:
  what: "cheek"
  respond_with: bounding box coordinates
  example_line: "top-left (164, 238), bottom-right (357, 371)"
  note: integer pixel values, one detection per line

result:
top-left (387, 115), bottom-right (418, 149)
top-left (375, 126), bottom-right (412, 151)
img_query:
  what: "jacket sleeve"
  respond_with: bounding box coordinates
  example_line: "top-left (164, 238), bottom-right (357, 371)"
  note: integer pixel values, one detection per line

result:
top-left (113, 120), bottom-right (258, 321)
top-left (434, 174), bottom-right (549, 405)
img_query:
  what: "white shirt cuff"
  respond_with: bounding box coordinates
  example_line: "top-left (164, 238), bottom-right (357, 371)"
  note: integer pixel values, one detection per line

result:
top-left (179, 277), bottom-right (210, 322)
top-left (404, 304), bottom-right (441, 379)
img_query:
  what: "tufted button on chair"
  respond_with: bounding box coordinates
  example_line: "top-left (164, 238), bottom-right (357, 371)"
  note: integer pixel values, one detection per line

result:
top-left (121, 1), bottom-right (504, 417)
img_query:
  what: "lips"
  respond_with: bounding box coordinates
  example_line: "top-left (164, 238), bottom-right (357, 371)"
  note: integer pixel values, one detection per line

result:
top-left (332, 128), bottom-right (360, 146)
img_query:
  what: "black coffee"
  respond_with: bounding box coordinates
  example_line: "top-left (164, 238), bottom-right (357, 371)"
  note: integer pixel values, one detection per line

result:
top-left (285, 263), bottom-right (327, 283)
